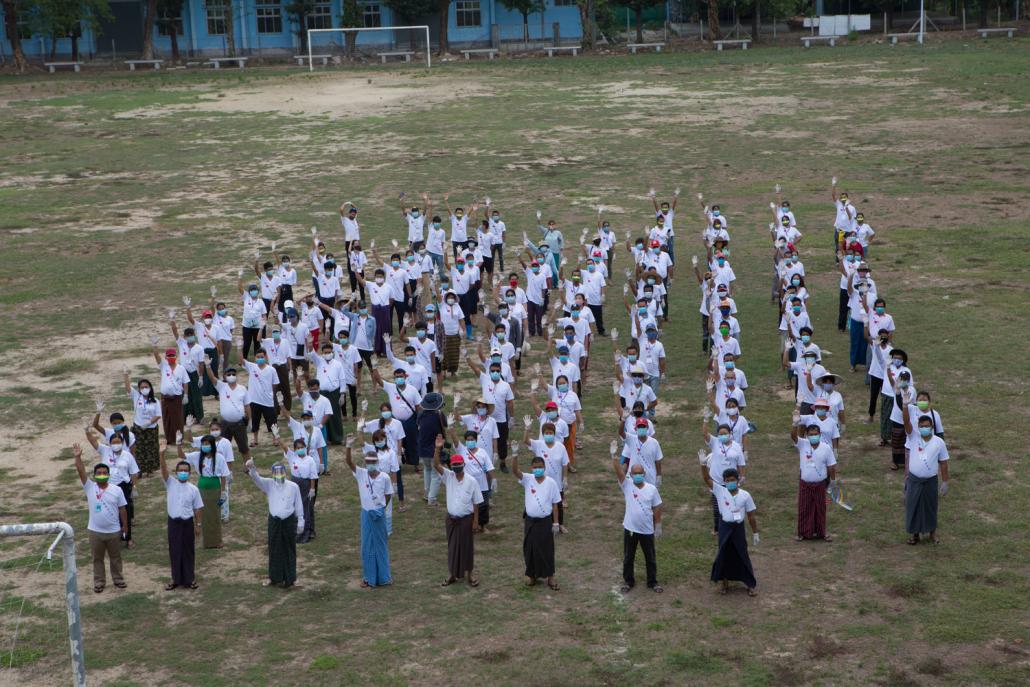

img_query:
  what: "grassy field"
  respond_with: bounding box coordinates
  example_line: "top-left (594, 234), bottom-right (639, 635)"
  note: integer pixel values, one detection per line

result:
top-left (1, 40), bottom-right (1029, 687)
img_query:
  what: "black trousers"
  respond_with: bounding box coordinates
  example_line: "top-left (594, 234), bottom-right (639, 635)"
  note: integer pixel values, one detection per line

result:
top-left (491, 243), bottom-right (505, 271)
top-left (588, 304), bottom-right (605, 336)
top-left (869, 376), bottom-right (883, 419)
top-left (167, 517), bottom-right (196, 586)
top-left (293, 477), bottom-right (315, 542)
top-left (401, 415), bottom-right (419, 467)
top-left (250, 403), bottom-right (277, 433)
top-left (343, 383), bottom-right (358, 417)
top-left (701, 314), bottom-right (711, 352)
top-left (318, 296), bottom-right (336, 334)
top-left (118, 482), bottom-right (134, 542)
top-left (479, 490), bottom-right (491, 527)
top-left (528, 301), bottom-right (544, 336)
top-left (496, 421), bottom-right (509, 464)
top-left (242, 326), bottom-right (260, 360)
top-left (838, 288), bottom-right (849, 332)
top-left (623, 529), bottom-right (657, 588)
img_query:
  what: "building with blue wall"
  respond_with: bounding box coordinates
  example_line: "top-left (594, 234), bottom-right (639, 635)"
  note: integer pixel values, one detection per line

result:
top-left (0, 0), bottom-right (583, 60)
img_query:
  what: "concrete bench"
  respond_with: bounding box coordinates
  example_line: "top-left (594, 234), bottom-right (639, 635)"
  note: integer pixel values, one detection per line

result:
top-left (627, 42), bottom-right (665, 54)
top-left (978, 27), bottom-right (1017, 38)
top-left (713, 39), bottom-right (750, 51)
top-left (377, 51), bottom-right (414, 64)
top-left (44, 61), bottom-right (82, 73)
top-left (125, 59), bottom-right (164, 71)
top-left (887, 33), bottom-right (919, 44)
top-left (461, 48), bottom-right (499, 60)
top-left (294, 54), bottom-right (331, 66)
top-left (800, 35), bottom-right (836, 48)
top-left (544, 45), bottom-right (580, 57)
top-left (207, 57), bottom-right (248, 69)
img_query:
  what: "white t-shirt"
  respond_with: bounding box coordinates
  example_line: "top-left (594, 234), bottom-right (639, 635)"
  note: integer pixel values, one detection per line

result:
top-left (129, 388), bottom-right (162, 429)
top-left (519, 474), bottom-right (562, 519)
top-left (406, 213), bottom-right (426, 243)
top-left (184, 450), bottom-right (230, 478)
top-left (620, 479), bottom-right (662, 535)
top-left (480, 374), bottom-right (514, 423)
top-left (620, 436), bottom-right (663, 486)
top-left (96, 445), bottom-right (139, 485)
top-left (457, 445), bottom-right (494, 492)
top-left (285, 452), bottom-right (320, 480)
top-left (712, 484), bottom-right (755, 524)
top-left (461, 414), bottom-right (499, 457)
top-left (160, 361), bottom-right (190, 397)
top-left (215, 381), bottom-right (248, 423)
top-left (906, 433), bottom-right (949, 478)
top-left (440, 301), bottom-right (464, 335)
top-left (84, 481), bottom-right (127, 534)
top-left (795, 437), bottom-right (837, 483)
top-left (799, 413), bottom-right (841, 446)
top-left (164, 477), bottom-right (204, 520)
top-left (529, 438), bottom-right (569, 487)
top-left (354, 466), bottom-right (393, 510)
top-left (450, 214), bottom-right (468, 243)
top-left (708, 437), bottom-right (746, 486)
top-left (443, 469), bottom-right (483, 517)
top-left (243, 361), bottom-right (279, 407)
top-left (342, 215), bottom-right (360, 241)
top-left (426, 225), bottom-right (446, 254)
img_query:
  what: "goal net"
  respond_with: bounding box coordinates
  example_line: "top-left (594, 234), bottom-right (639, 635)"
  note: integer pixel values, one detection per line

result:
top-left (0, 523), bottom-right (85, 687)
top-left (305, 26), bottom-right (432, 70)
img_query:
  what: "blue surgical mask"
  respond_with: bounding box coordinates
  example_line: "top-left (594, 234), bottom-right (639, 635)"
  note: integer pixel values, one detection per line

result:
top-left (636, 428), bottom-right (648, 438)
top-left (712, 210), bottom-right (721, 217)
top-left (724, 361), bottom-right (735, 370)
top-left (416, 330), bottom-right (427, 339)
top-left (918, 427), bottom-right (932, 438)
top-left (394, 377), bottom-right (405, 386)
top-left (559, 355), bottom-right (569, 364)
top-left (490, 371), bottom-right (501, 382)
top-left (557, 384), bottom-right (568, 393)
top-left (801, 335), bottom-right (811, 344)
top-left (808, 435), bottom-right (821, 446)
top-left (546, 411), bottom-right (558, 420)
top-left (815, 409), bottom-right (828, 419)
top-left (405, 355), bottom-right (416, 364)
top-left (543, 434), bottom-right (555, 444)
top-left (296, 447), bottom-right (307, 456)
top-left (176, 471), bottom-right (189, 482)
top-left (113, 423), bottom-right (125, 431)
top-left (532, 467), bottom-right (545, 478)
top-left (725, 481), bottom-right (737, 490)
top-left (374, 441), bottom-right (386, 449)
top-left (465, 440), bottom-right (477, 449)
top-left (638, 307), bottom-right (648, 316)
top-left (632, 474), bottom-right (645, 485)
top-left (249, 290), bottom-right (259, 298)
top-left (476, 407), bottom-right (488, 416)
top-left (381, 411), bottom-right (392, 420)
top-left (201, 444), bottom-right (212, 453)
top-left (718, 434), bottom-right (731, 445)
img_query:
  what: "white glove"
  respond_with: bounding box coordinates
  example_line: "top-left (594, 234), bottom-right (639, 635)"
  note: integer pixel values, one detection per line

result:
top-left (551, 523), bottom-right (560, 535)
top-left (245, 458), bottom-right (255, 471)
top-left (490, 477), bottom-right (498, 493)
top-left (769, 202), bottom-right (776, 210)
top-left (510, 441), bottom-right (520, 457)
top-left (697, 449), bottom-right (709, 466)
top-left (382, 333), bottom-right (391, 345)
top-left (832, 176), bottom-right (838, 186)
top-left (691, 255), bottom-right (698, 267)
top-left (753, 533), bottom-right (760, 546)
top-left (237, 267), bottom-right (244, 278)
top-left (149, 334), bottom-right (159, 346)
top-left (655, 475), bottom-right (662, 487)
top-left (536, 210), bottom-right (542, 220)
top-left (345, 434), bottom-right (355, 447)
top-left (185, 414), bottom-right (195, 428)
top-left (453, 393), bottom-right (462, 407)
top-left (655, 523), bottom-right (663, 538)
top-left (360, 399), bottom-right (368, 413)
top-left (611, 380), bottom-right (619, 395)
top-left (369, 239), bottom-right (376, 250)
top-left (485, 196), bottom-right (492, 206)
top-left (530, 378), bottom-right (540, 392)
top-left (597, 205), bottom-right (604, 214)
top-left (522, 341), bottom-right (531, 353)
top-left (610, 327), bottom-right (619, 340)
top-left (270, 424), bottom-right (280, 439)
top-left (175, 430), bottom-right (183, 445)
top-left (697, 192), bottom-right (703, 200)
top-left (95, 398), bottom-right (105, 412)
top-left (647, 187), bottom-right (656, 198)
top-left (271, 241), bottom-right (277, 252)
top-left (311, 226), bottom-right (318, 236)
top-left (297, 525), bottom-right (305, 535)
top-left (253, 249), bottom-right (260, 260)
top-left (390, 239), bottom-right (399, 249)
top-left (609, 439), bottom-right (619, 457)
top-left (210, 286), bottom-right (218, 297)
top-left (523, 415), bottom-right (532, 428)
top-left (775, 183), bottom-right (781, 193)
top-left (674, 187), bottom-right (681, 197)
top-left (792, 409), bottom-right (801, 426)
top-left (703, 406), bottom-right (712, 422)
top-left (182, 295), bottom-right (192, 307)
top-left (840, 424), bottom-right (847, 435)
top-left (167, 307), bottom-right (177, 321)
top-left (939, 481), bottom-right (949, 496)
top-left (131, 487), bottom-right (138, 499)
top-left (622, 284), bottom-right (629, 296)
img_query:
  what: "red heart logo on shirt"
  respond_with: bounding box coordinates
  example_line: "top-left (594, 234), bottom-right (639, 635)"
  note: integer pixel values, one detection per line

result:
top-left (531, 488), bottom-right (536, 494)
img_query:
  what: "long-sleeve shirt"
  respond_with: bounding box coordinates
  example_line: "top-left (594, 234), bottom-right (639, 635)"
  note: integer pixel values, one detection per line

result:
top-left (248, 468), bottom-right (304, 531)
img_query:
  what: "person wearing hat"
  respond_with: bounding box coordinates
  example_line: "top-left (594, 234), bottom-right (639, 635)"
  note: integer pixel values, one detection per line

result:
top-left (845, 261), bottom-right (877, 371)
top-left (709, 251), bottom-right (733, 295)
top-left (345, 435), bottom-right (393, 587)
top-left (416, 392), bottom-right (448, 502)
top-left (151, 338), bottom-right (190, 446)
top-left (703, 218), bottom-right (730, 248)
top-left (459, 397), bottom-right (499, 461)
top-left (612, 444), bottom-right (663, 593)
top-left (642, 239), bottom-right (674, 284)
top-left (431, 436), bottom-right (482, 586)
top-left (511, 439), bottom-right (562, 590)
top-left (799, 395), bottom-right (842, 451)
top-left (617, 360), bottom-right (658, 417)
top-left (784, 344), bottom-right (826, 415)
top-left (791, 403), bottom-right (839, 542)
top-left (700, 461), bottom-right (759, 597)
top-left (183, 302), bottom-right (220, 398)
top-left (531, 398), bottom-right (570, 444)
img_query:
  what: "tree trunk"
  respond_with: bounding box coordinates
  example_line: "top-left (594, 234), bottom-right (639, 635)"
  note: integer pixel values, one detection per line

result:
top-left (707, 0), bottom-right (722, 39)
top-left (977, 0), bottom-right (987, 27)
top-left (170, 25), bottom-right (180, 59)
top-left (577, 0), bottom-right (595, 49)
top-left (49, 34), bottom-right (58, 61)
top-left (437, 0), bottom-right (449, 55)
top-left (2, 0), bottom-right (28, 72)
top-left (635, 6), bottom-right (644, 42)
top-left (885, 7), bottom-right (893, 30)
top-left (71, 34), bottom-right (79, 61)
top-left (751, 0), bottom-right (760, 42)
top-left (141, 0), bottom-right (158, 58)
top-left (298, 18), bottom-right (309, 54)
top-left (521, 11), bottom-right (529, 42)
top-left (225, 2), bottom-right (237, 56)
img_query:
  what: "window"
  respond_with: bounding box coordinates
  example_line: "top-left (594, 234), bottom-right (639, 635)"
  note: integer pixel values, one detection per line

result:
top-left (206, 2), bottom-right (226, 35)
top-left (256, 3), bottom-right (283, 34)
top-left (306, 3), bottom-right (333, 29)
top-left (362, 3), bottom-right (381, 28)
top-left (553, 0), bottom-right (576, 6)
top-left (157, 9), bottom-right (184, 36)
top-left (455, 0), bottom-right (481, 27)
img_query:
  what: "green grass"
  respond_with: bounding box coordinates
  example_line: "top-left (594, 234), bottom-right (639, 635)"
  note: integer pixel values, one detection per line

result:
top-left (1, 39), bottom-right (1029, 687)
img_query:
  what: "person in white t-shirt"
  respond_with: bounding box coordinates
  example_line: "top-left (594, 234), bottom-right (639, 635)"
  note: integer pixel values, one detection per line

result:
top-left (612, 448), bottom-right (663, 593)
top-left (123, 369), bottom-right (162, 476)
top-left (486, 202), bottom-right (507, 272)
top-left (344, 436), bottom-right (393, 587)
top-left (400, 192), bottom-right (431, 247)
top-left (340, 200), bottom-right (361, 252)
top-left (151, 341), bottom-right (190, 445)
top-left (855, 213), bottom-right (875, 255)
top-left (901, 399), bottom-right (950, 545)
top-left (699, 461), bottom-right (759, 596)
top-left (158, 441), bottom-right (203, 590)
top-left (790, 408), bottom-right (838, 542)
top-left (72, 443), bottom-right (128, 592)
top-left (444, 193), bottom-right (478, 258)
top-left (236, 340), bottom-right (280, 448)
top-left (511, 447), bottom-right (562, 590)
top-left (650, 186), bottom-right (679, 263)
top-left (831, 179), bottom-right (857, 258)
top-left (431, 436), bottom-right (482, 587)
top-left (271, 434), bottom-right (319, 544)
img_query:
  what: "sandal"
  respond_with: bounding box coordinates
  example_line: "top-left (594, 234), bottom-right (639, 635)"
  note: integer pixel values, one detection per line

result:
top-left (262, 579), bottom-right (274, 587)
top-left (718, 585), bottom-right (728, 595)
top-left (467, 577), bottom-right (480, 588)
top-left (360, 580), bottom-right (372, 589)
top-left (94, 584), bottom-right (105, 594)
top-left (187, 582), bottom-right (199, 590)
top-left (823, 534), bottom-right (833, 542)
top-left (907, 535), bottom-right (920, 545)
top-left (440, 578), bottom-right (456, 587)
top-left (113, 582), bottom-right (127, 589)
top-left (931, 536), bottom-right (940, 545)
top-left (651, 585), bottom-right (664, 594)
top-left (547, 581), bottom-right (560, 591)
top-left (889, 464), bottom-right (900, 471)
top-left (619, 584), bottom-right (632, 593)
top-left (165, 583), bottom-right (178, 591)
top-left (747, 588), bottom-right (757, 597)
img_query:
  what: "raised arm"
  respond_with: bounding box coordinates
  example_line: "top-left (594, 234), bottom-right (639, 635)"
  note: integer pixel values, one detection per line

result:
top-left (72, 443), bottom-right (88, 485)
top-left (159, 441), bottom-right (169, 482)
top-left (432, 434), bottom-right (446, 476)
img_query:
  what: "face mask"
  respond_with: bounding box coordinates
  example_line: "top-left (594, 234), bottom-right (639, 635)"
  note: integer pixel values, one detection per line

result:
top-left (531, 267), bottom-right (540, 274)
top-left (727, 408), bottom-right (739, 417)
top-left (249, 289), bottom-right (260, 299)
top-left (808, 435), bottom-right (821, 446)
top-left (899, 381), bottom-right (910, 390)
top-left (557, 384), bottom-right (569, 393)
top-left (627, 354), bottom-right (638, 363)
top-left (546, 411), bottom-right (558, 420)
top-left (176, 471), bottom-right (189, 482)
top-left (380, 411), bottom-right (392, 420)
top-left (559, 355), bottom-right (569, 364)
top-left (303, 420), bottom-right (313, 428)
top-left (724, 361), bottom-right (734, 370)
top-left (725, 481), bottom-right (737, 491)
top-left (532, 467), bottom-right (545, 478)
top-left (367, 464), bottom-right (380, 475)
top-left (496, 332), bottom-right (507, 341)
top-left (446, 299), bottom-right (457, 306)
top-left (587, 265), bottom-right (596, 272)
top-left (632, 377), bottom-right (643, 386)
top-left (490, 372), bottom-right (501, 382)
top-left (718, 434), bottom-right (731, 445)
top-left (111, 444), bottom-right (123, 453)
top-left (712, 210), bottom-right (720, 217)
top-left (217, 309), bottom-right (227, 317)
top-left (272, 332), bottom-right (281, 341)
top-left (726, 379), bottom-right (736, 388)
top-left (375, 277), bottom-right (385, 285)
top-left (416, 330), bottom-right (427, 340)
top-left (875, 306), bottom-right (885, 315)
top-left (491, 355), bottom-right (503, 364)
top-left (792, 306), bottom-right (802, 315)
top-left (718, 258), bottom-right (726, 266)
top-left (845, 255), bottom-right (854, 263)
top-left (719, 327), bottom-right (730, 336)
top-left (492, 214), bottom-right (500, 220)
top-left (916, 400), bottom-right (930, 411)
top-left (390, 260), bottom-right (401, 268)
top-left (340, 337), bottom-right (349, 345)
top-left (801, 335), bottom-right (811, 344)
top-left (822, 383), bottom-right (834, 392)
top-left (543, 434), bottom-right (555, 444)
top-left (405, 355), bottom-right (416, 365)
top-left (469, 407), bottom-right (485, 418)
top-left (374, 440), bottom-right (387, 449)
top-left (465, 440), bottom-right (478, 449)
top-left (433, 222), bottom-right (441, 229)
top-left (95, 475), bottom-right (110, 486)
top-left (201, 444), bottom-right (212, 454)
top-left (411, 211), bottom-right (419, 218)
top-left (504, 295), bottom-right (516, 305)
top-left (455, 213), bottom-right (464, 219)
top-left (225, 375), bottom-right (236, 384)
top-left (918, 426), bottom-right (932, 438)
top-left (309, 390), bottom-right (320, 399)
top-left (406, 256), bottom-right (415, 263)
top-left (636, 428), bottom-right (647, 438)
top-left (323, 353), bottom-right (333, 362)
top-left (652, 248), bottom-right (661, 255)
top-left (256, 357), bottom-right (267, 365)
top-left (359, 309), bottom-right (368, 316)
top-left (211, 430), bottom-right (221, 438)
top-left (282, 261), bottom-right (290, 268)
top-left (113, 423), bottom-right (125, 431)
top-left (139, 385), bottom-right (151, 395)
top-left (203, 318), bottom-right (213, 325)
top-left (632, 474), bottom-right (645, 485)
top-left (638, 308), bottom-right (648, 316)
top-left (892, 359), bottom-right (903, 368)
top-left (296, 447), bottom-right (307, 457)
top-left (815, 409), bottom-right (828, 419)
top-left (804, 357), bottom-right (816, 367)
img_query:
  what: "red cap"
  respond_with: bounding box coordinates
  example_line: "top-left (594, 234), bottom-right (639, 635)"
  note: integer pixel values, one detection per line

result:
top-left (545, 401), bottom-right (558, 410)
top-left (202, 310), bottom-right (213, 317)
top-left (449, 454), bottom-right (464, 466)
top-left (530, 260), bottom-right (540, 267)
top-left (650, 239), bottom-right (661, 248)
top-left (635, 418), bottom-right (649, 428)
top-left (165, 348), bottom-right (178, 358)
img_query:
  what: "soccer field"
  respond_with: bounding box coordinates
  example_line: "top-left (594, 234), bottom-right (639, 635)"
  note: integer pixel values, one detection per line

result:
top-left (1, 41), bottom-right (1029, 687)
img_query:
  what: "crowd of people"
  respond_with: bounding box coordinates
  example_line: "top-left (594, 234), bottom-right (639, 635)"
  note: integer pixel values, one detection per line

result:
top-left (70, 181), bottom-right (950, 597)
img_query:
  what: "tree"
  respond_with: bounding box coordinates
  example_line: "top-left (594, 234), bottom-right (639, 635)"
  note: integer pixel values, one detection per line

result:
top-left (706, 0), bottom-right (721, 40)
top-left (154, 0), bottom-right (184, 60)
top-left (342, 0), bottom-right (360, 56)
top-left (2, 0), bottom-right (29, 72)
top-left (576, 0), bottom-right (595, 49)
top-left (284, 0), bottom-right (317, 54)
top-left (624, 0), bottom-right (663, 43)
top-left (436, 0), bottom-right (449, 54)
top-left (750, 0), bottom-right (759, 42)
top-left (498, 0), bottom-right (544, 42)
top-left (141, 0), bottom-right (157, 58)
top-left (381, 0), bottom-right (432, 50)
top-left (29, 0), bottom-right (110, 61)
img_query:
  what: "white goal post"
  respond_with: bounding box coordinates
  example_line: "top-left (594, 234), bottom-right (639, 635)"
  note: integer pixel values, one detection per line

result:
top-left (305, 26), bottom-right (432, 71)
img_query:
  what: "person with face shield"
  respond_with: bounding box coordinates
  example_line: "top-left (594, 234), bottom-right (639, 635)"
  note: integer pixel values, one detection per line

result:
top-left (612, 445), bottom-right (663, 593)
top-left (790, 407), bottom-right (838, 542)
top-left (247, 455), bottom-right (305, 588)
top-left (73, 443), bottom-right (128, 593)
top-left (345, 435), bottom-right (393, 588)
top-left (158, 443), bottom-right (203, 590)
